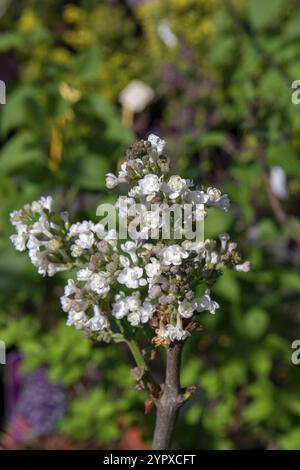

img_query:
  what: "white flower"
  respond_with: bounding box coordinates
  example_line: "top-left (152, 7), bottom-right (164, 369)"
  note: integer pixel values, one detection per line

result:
top-left (142, 210), bottom-right (162, 230)
top-left (162, 245), bottom-right (189, 265)
top-left (46, 263), bottom-right (68, 277)
top-left (76, 233), bottom-right (94, 249)
top-left (210, 252), bottom-right (219, 265)
top-left (140, 301), bottom-right (155, 323)
top-left (10, 225), bottom-right (28, 251)
top-left (126, 295), bottom-right (141, 311)
top-left (31, 196), bottom-right (53, 213)
top-left (117, 267), bottom-right (146, 289)
top-left (77, 268), bottom-right (93, 281)
top-left (228, 241), bottom-right (237, 253)
top-left (31, 214), bottom-right (52, 238)
top-left (148, 134), bottom-right (166, 155)
top-left (112, 292), bottom-right (129, 319)
top-left (118, 162), bottom-right (128, 182)
top-left (128, 185), bottom-right (142, 198)
top-left (219, 233), bottom-right (230, 252)
top-left (178, 299), bottom-right (194, 318)
top-left (119, 255), bottom-right (131, 268)
top-left (69, 220), bottom-right (94, 237)
top-left (158, 314), bottom-right (190, 342)
top-left (40, 196), bottom-right (53, 212)
top-left (10, 209), bottom-right (23, 226)
top-left (71, 244), bottom-right (83, 258)
top-left (67, 311), bottom-right (87, 329)
top-left (127, 301), bottom-right (154, 326)
top-left (186, 190), bottom-right (209, 204)
top-left (270, 166), bottom-right (288, 200)
top-left (90, 272), bottom-right (111, 295)
top-left (85, 306), bottom-right (109, 332)
top-left (148, 284), bottom-right (161, 299)
top-left (193, 290), bottom-right (219, 314)
top-left (119, 80), bottom-right (154, 113)
top-left (115, 196), bottom-right (135, 218)
top-left (206, 187), bottom-right (221, 201)
top-left (112, 292), bottom-right (141, 320)
top-left (157, 20), bottom-right (178, 47)
top-left (128, 311), bottom-right (141, 327)
top-left (69, 221), bottom-right (96, 249)
top-left (182, 240), bottom-right (205, 252)
top-left (106, 173), bottom-right (119, 189)
top-left (206, 187), bottom-right (230, 211)
top-left (165, 175), bottom-right (188, 199)
top-left (61, 280), bottom-right (88, 313)
top-left (138, 174), bottom-right (161, 195)
top-left (145, 257), bottom-right (161, 280)
top-left (121, 241), bottom-right (138, 263)
top-left (235, 261), bottom-right (251, 272)
top-left (166, 324), bottom-right (190, 342)
top-left (64, 279), bottom-right (77, 297)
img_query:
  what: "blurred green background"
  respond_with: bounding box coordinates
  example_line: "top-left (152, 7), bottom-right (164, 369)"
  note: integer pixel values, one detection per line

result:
top-left (1, 0), bottom-right (300, 450)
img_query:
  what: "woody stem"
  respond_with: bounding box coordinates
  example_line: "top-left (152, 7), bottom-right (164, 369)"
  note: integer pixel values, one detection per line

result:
top-left (152, 341), bottom-right (183, 450)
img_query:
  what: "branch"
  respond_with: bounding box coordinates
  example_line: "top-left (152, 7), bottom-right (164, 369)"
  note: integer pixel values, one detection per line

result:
top-left (152, 341), bottom-right (193, 450)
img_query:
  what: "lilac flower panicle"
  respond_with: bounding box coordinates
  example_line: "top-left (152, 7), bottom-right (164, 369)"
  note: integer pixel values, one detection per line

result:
top-left (10, 135), bottom-right (250, 346)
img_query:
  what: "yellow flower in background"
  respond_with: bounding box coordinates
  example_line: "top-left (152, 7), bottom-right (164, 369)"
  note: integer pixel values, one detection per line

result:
top-left (200, 19), bottom-right (214, 36)
top-left (49, 111), bottom-right (74, 172)
top-left (50, 48), bottom-right (72, 66)
top-left (17, 9), bottom-right (40, 33)
top-left (136, 0), bottom-right (218, 63)
top-left (63, 29), bottom-right (93, 49)
top-left (49, 126), bottom-right (63, 172)
top-left (63, 4), bottom-right (83, 24)
top-left (59, 82), bottom-right (82, 103)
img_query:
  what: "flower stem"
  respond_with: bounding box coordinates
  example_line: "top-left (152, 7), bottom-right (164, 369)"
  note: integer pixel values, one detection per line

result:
top-left (116, 319), bottom-right (148, 371)
top-left (152, 341), bottom-right (184, 450)
top-left (126, 336), bottom-right (148, 371)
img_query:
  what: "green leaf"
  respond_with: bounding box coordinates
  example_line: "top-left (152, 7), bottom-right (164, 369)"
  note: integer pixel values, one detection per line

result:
top-left (72, 154), bottom-right (110, 190)
top-left (74, 46), bottom-right (101, 81)
top-left (267, 145), bottom-right (300, 177)
top-left (0, 32), bottom-right (23, 51)
top-left (248, 0), bottom-right (285, 29)
top-left (243, 307), bottom-right (269, 339)
top-left (215, 270), bottom-right (240, 303)
top-left (0, 132), bottom-right (44, 175)
top-left (204, 208), bottom-right (232, 237)
top-left (279, 429), bottom-right (300, 450)
top-left (243, 398), bottom-right (273, 422)
top-left (197, 131), bottom-right (227, 149)
top-left (0, 85), bottom-right (38, 135)
top-left (279, 272), bottom-right (300, 294)
top-left (249, 349), bottom-right (272, 377)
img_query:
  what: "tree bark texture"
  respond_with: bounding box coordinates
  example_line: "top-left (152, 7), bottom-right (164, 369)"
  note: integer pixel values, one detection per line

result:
top-left (152, 342), bottom-right (183, 450)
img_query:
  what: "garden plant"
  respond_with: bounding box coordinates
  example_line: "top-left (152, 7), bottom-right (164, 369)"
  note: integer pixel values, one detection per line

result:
top-left (10, 134), bottom-right (249, 449)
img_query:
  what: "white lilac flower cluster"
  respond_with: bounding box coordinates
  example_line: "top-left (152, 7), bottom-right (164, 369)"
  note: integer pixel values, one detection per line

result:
top-left (10, 196), bottom-right (71, 277)
top-left (10, 134), bottom-right (250, 346)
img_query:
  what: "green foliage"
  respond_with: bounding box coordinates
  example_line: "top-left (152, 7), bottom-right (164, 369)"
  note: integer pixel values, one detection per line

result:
top-left (1, 0), bottom-right (300, 450)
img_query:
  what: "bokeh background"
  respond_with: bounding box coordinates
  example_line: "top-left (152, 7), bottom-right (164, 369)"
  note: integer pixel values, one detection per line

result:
top-left (1, 0), bottom-right (300, 450)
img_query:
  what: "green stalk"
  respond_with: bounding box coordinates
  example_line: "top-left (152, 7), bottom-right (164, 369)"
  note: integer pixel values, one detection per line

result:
top-left (126, 336), bottom-right (148, 371)
top-left (116, 319), bottom-right (148, 371)
top-left (115, 320), bottom-right (159, 392)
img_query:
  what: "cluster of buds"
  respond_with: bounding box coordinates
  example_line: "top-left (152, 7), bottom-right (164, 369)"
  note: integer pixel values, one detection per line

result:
top-left (10, 135), bottom-right (249, 346)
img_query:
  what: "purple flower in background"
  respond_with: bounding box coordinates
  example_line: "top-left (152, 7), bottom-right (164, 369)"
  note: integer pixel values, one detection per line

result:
top-left (4, 353), bottom-right (66, 444)
top-left (15, 368), bottom-right (66, 438)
